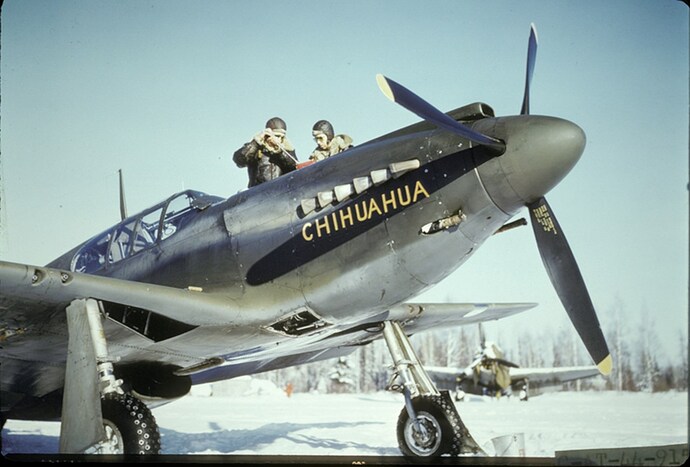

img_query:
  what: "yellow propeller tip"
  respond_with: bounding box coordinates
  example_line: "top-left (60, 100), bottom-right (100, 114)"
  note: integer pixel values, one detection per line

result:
top-left (376, 74), bottom-right (395, 102)
top-left (597, 354), bottom-right (613, 376)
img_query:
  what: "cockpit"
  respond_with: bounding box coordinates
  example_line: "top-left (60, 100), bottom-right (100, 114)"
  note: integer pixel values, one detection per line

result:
top-left (71, 190), bottom-right (223, 274)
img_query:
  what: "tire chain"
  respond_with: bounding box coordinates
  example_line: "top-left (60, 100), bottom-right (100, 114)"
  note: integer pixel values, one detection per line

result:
top-left (103, 392), bottom-right (161, 454)
top-left (434, 391), bottom-right (484, 456)
top-left (124, 394), bottom-right (161, 454)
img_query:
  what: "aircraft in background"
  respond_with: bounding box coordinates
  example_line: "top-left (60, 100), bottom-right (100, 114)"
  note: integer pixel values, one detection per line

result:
top-left (426, 325), bottom-right (600, 401)
top-left (0, 24), bottom-right (611, 458)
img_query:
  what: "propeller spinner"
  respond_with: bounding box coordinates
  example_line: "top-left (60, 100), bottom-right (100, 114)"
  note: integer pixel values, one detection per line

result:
top-left (376, 24), bottom-right (612, 375)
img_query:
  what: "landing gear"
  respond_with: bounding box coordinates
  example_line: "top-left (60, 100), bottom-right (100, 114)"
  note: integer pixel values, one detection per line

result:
top-left (519, 382), bottom-right (529, 401)
top-left (96, 393), bottom-right (160, 454)
top-left (61, 298), bottom-right (161, 454)
top-left (396, 392), bottom-right (463, 457)
top-left (382, 320), bottom-right (484, 458)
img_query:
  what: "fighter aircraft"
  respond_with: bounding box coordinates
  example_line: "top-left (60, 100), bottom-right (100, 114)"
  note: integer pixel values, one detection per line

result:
top-left (0, 24), bottom-right (611, 457)
top-left (426, 325), bottom-right (601, 401)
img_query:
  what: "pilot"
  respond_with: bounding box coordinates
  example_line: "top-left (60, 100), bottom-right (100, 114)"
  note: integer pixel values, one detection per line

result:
top-left (233, 117), bottom-right (298, 187)
top-left (308, 120), bottom-right (353, 162)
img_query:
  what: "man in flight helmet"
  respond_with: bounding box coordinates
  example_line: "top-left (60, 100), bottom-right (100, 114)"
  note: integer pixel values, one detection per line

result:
top-left (233, 117), bottom-right (298, 187)
top-left (309, 120), bottom-right (353, 162)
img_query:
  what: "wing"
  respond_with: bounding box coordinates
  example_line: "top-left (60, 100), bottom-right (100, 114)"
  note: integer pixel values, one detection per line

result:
top-left (0, 260), bottom-right (239, 327)
top-left (423, 365), bottom-right (469, 390)
top-left (1, 260), bottom-right (246, 406)
top-left (389, 302), bottom-right (537, 334)
top-left (1, 259), bottom-right (536, 343)
top-left (509, 366), bottom-right (601, 386)
top-left (187, 302), bottom-right (537, 385)
top-left (1, 259), bottom-right (536, 408)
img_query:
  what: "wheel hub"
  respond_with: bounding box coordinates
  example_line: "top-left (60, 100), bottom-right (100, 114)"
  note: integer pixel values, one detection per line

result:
top-left (94, 420), bottom-right (124, 454)
top-left (405, 411), bottom-right (442, 455)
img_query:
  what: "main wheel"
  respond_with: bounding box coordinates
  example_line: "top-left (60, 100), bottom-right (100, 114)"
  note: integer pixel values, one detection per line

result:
top-left (396, 395), bottom-right (461, 457)
top-left (97, 392), bottom-right (161, 454)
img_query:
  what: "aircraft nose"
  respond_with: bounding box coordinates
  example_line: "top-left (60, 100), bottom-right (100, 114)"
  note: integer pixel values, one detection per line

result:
top-left (478, 116), bottom-right (586, 211)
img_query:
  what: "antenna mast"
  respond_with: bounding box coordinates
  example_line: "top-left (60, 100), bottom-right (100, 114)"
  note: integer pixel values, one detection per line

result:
top-left (119, 169), bottom-right (127, 221)
top-left (0, 150), bottom-right (6, 257)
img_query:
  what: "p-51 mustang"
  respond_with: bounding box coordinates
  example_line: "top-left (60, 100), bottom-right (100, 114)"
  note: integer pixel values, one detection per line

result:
top-left (426, 325), bottom-right (601, 401)
top-left (0, 24), bottom-right (611, 457)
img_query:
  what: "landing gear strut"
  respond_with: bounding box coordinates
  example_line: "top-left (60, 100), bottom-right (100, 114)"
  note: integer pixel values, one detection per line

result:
top-left (60, 298), bottom-right (161, 454)
top-left (382, 320), bottom-right (484, 457)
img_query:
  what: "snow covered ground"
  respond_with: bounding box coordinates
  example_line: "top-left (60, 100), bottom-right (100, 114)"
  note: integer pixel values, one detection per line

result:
top-left (2, 378), bottom-right (687, 461)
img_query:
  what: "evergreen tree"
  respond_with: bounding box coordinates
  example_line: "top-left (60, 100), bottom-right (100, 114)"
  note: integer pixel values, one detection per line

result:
top-left (636, 306), bottom-right (661, 392)
top-left (552, 328), bottom-right (566, 368)
top-left (444, 329), bottom-right (460, 367)
top-left (358, 344), bottom-right (369, 393)
top-left (328, 357), bottom-right (356, 393)
top-left (604, 297), bottom-right (636, 391)
top-left (517, 327), bottom-right (548, 369)
top-left (674, 329), bottom-right (688, 391)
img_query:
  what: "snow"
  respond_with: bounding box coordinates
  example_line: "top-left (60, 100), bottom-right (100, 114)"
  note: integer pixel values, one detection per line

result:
top-left (2, 379), bottom-right (687, 460)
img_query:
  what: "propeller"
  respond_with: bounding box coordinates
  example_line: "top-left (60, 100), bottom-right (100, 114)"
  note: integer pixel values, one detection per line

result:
top-left (491, 357), bottom-right (520, 369)
top-left (375, 74), bottom-right (505, 153)
top-left (476, 324), bottom-right (520, 369)
top-left (517, 25), bottom-right (611, 375)
top-left (375, 23), bottom-right (612, 376)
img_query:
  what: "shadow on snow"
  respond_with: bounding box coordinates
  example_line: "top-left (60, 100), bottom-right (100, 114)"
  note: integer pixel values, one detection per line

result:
top-left (160, 420), bottom-right (395, 455)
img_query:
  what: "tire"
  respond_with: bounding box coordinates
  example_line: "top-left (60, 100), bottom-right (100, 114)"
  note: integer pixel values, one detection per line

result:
top-left (396, 394), bottom-right (461, 457)
top-left (99, 392), bottom-right (161, 454)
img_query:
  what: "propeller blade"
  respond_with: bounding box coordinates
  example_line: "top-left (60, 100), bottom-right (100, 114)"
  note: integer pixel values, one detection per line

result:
top-left (520, 23), bottom-right (539, 115)
top-left (490, 358), bottom-right (520, 369)
top-left (527, 197), bottom-right (612, 375)
top-left (478, 323), bottom-right (486, 348)
top-left (376, 74), bottom-right (505, 152)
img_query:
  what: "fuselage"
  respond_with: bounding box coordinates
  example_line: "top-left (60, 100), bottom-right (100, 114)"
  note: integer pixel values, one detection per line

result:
top-left (51, 103), bottom-right (583, 326)
top-left (48, 106), bottom-right (508, 326)
top-left (41, 102), bottom-right (584, 379)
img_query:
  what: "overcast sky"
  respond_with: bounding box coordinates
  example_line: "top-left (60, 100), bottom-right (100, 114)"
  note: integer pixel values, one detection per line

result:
top-left (1, 0), bottom-right (687, 361)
